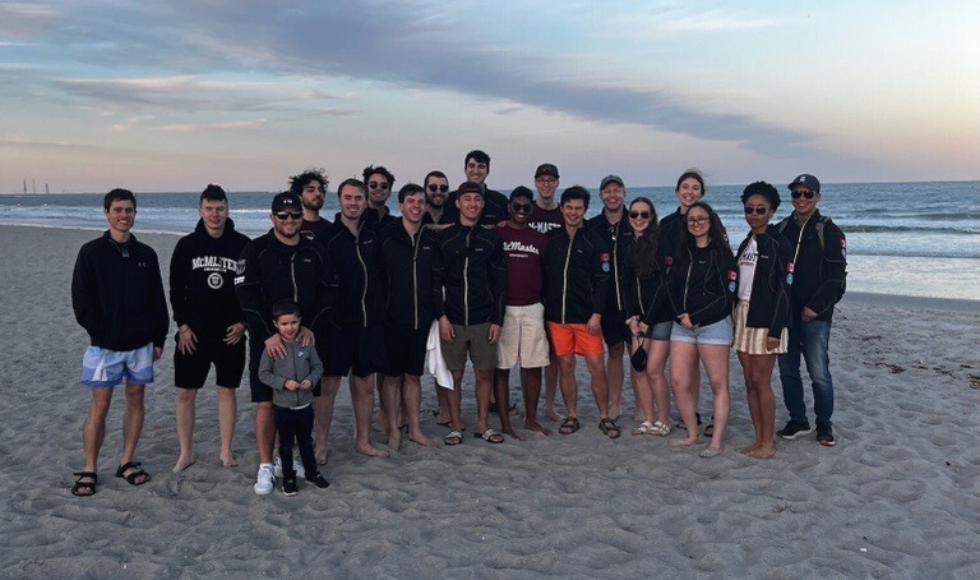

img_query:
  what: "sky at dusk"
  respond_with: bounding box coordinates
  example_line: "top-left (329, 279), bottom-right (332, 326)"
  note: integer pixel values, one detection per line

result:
top-left (1, 1), bottom-right (978, 193)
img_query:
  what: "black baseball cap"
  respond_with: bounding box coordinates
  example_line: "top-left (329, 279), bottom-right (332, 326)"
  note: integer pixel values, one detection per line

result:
top-left (271, 192), bottom-right (302, 212)
top-left (788, 174), bottom-right (820, 194)
top-left (535, 163), bottom-right (560, 179)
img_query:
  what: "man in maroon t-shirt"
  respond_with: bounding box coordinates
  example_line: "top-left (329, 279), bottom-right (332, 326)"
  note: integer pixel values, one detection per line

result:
top-left (495, 186), bottom-right (552, 435)
top-left (290, 168), bottom-right (331, 240)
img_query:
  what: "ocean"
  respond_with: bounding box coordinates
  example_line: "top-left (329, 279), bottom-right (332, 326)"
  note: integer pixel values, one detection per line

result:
top-left (1, 180), bottom-right (977, 302)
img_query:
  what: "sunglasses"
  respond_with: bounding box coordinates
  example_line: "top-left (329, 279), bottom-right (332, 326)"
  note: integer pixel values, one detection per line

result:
top-left (791, 189), bottom-right (816, 199)
top-left (743, 206), bottom-right (769, 215)
top-left (511, 202), bottom-right (533, 213)
top-left (427, 184), bottom-right (449, 193)
top-left (629, 210), bottom-right (651, 220)
top-left (535, 177), bottom-right (557, 185)
top-left (368, 181), bottom-right (390, 191)
top-left (275, 212), bottom-right (303, 221)
top-left (687, 216), bottom-right (709, 225)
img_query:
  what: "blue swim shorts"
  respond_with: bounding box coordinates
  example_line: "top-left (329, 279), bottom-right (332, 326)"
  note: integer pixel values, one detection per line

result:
top-left (81, 343), bottom-right (155, 387)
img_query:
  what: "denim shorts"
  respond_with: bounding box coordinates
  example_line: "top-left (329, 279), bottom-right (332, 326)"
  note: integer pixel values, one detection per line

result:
top-left (644, 321), bottom-right (673, 342)
top-left (669, 317), bottom-right (732, 346)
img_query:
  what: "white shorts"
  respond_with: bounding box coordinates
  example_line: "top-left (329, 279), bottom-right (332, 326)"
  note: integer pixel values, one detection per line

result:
top-left (732, 300), bottom-right (788, 355)
top-left (81, 343), bottom-right (155, 388)
top-left (496, 303), bottom-right (551, 369)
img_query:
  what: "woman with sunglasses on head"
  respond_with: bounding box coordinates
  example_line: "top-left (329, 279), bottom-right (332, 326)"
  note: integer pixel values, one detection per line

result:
top-left (622, 198), bottom-right (673, 437)
top-left (734, 182), bottom-right (793, 459)
top-left (666, 201), bottom-right (736, 457)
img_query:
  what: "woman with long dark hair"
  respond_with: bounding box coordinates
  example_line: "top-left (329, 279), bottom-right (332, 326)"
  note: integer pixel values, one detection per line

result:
top-left (734, 182), bottom-right (792, 458)
top-left (623, 197), bottom-right (672, 436)
top-left (667, 201), bottom-right (736, 457)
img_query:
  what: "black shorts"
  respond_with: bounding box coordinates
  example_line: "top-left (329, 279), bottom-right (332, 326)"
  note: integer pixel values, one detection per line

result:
top-left (600, 309), bottom-right (631, 347)
top-left (249, 337), bottom-right (323, 403)
top-left (319, 325), bottom-right (388, 378)
top-left (174, 335), bottom-right (246, 390)
top-left (384, 325), bottom-right (429, 377)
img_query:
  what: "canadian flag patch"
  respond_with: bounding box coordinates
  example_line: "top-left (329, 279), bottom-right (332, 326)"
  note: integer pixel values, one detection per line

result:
top-left (786, 262), bottom-right (794, 273)
top-left (726, 270), bottom-right (737, 281)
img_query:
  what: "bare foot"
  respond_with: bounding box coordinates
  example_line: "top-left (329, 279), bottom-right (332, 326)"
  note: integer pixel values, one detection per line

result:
top-left (219, 452), bottom-right (238, 468)
top-left (746, 446), bottom-right (775, 459)
top-left (315, 449), bottom-right (328, 466)
top-left (173, 454), bottom-right (196, 473)
top-left (739, 443), bottom-right (762, 456)
top-left (388, 431), bottom-right (402, 451)
top-left (700, 446), bottom-right (723, 458)
top-left (502, 427), bottom-right (524, 441)
top-left (356, 443), bottom-right (390, 458)
top-left (669, 436), bottom-right (703, 447)
top-left (523, 420), bottom-right (552, 436)
top-left (408, 431), bottom-right (437, 447)
top-left (546, 408), bottom-right (563, 423)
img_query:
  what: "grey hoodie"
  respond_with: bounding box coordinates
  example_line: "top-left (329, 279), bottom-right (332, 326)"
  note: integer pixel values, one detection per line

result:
top-left (258, 340), bottom-right (324, 409)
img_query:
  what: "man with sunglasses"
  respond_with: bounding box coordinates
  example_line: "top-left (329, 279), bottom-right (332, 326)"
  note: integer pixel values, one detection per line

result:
top-left (315, 178), bottom-right (390, 459)
top-left (422, 170), bottom-right (452, 227)
top-left (236, 192), bottom-right (337, 494)
top-left (775, 174), bottom-right (847, 447)
top-left (362, 165), bottom-right (398, 227)
top-left (290, 168), bottom-right (331, 241)
top-left (441, 150), bottom-right (509, 227)
top-left (494, 186), bottom-right (552, 436)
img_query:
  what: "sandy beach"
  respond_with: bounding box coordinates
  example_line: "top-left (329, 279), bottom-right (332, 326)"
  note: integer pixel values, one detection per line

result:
top-left (0, 224), bottom-right (978, 580)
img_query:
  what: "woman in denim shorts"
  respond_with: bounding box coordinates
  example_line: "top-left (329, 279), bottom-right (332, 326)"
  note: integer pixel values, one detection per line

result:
top-left (666, 202), bottom-right (737, 458)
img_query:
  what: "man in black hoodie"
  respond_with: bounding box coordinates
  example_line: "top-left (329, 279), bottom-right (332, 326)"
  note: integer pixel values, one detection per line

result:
top-left (379, 183), bottom-right (443, 449)
top-left (776, 174), bottom-right (847, 447)
top-left (170, 185), bottom-right (250, 473)
top-left (70, 188), bottom-right (169, 496)
top-left (236, 192), bottom-right (336, 495)
top-left (315, 178), bottom-right (390, 459)
top-left (436, 181), bottom-right (507, 445)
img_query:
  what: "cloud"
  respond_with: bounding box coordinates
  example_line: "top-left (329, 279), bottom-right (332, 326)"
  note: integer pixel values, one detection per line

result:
top-left (0, 3), bottom-right (60, 37)
top-left (154, 119), bottom-right (268, 132)
top-left (35, 1), bottom-right (810, 154)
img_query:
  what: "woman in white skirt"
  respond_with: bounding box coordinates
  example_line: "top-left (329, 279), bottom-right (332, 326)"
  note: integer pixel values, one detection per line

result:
top-left (734, 182), bottom-right (794, 459)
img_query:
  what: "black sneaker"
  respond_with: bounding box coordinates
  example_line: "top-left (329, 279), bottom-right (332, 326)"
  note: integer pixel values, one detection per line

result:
top-left (816, 423), bottom-right (836, 447)
top-left (283, 477), bottom-right (298, 496)
top-left (776, 420), bottom-right (812, 439)
top-left (307, 472), bottom-right (330, 489)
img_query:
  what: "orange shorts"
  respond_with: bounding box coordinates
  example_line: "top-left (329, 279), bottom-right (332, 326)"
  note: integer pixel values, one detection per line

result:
top-left (547, 322), bottom-right (605, 357)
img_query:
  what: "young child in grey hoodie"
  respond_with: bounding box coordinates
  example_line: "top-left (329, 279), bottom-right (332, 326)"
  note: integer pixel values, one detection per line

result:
top-left (258, 300), bottom-right (329, 495)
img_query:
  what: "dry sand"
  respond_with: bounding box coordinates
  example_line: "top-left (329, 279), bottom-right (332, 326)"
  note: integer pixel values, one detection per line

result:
top-left (0, 224), bottom-right (978, 579)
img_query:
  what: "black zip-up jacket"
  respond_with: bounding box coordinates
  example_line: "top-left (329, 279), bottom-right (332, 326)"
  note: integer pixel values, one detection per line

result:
top-left (544, 226), bottom-right (611, 324)
top-left (776, 210), bottom-right (847, 322)
top-left (736, 227), bottom-right (793, 339)
top-left (235, 231), bottom-right (336, 342)
top-left (315, 218), bottom-right (386, 328)
top-left (441, 187), bottom-right (509, 227)
top-left (169, 219), bottom-right (250, 341)
top-left (586, 211), bottom-right (634, 313)
top-left (623, 244), bottom-right (673, 327)
top-left (72, 232), bottom-right (169, 350)
top-left (380, 220), bottom-right (444, 330)
top-left (667, 240), bottom-right (737, 327)
top-left (658, 209), bottom-right (686, 273)
top-left (434, 224), bottom-right (506, 326)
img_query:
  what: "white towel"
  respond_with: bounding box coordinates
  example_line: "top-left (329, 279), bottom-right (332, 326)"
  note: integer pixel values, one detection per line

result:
top-left (425, 319), bottom-right (454, 390)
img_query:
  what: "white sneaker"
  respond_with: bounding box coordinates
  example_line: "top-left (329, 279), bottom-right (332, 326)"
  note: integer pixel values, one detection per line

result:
top-left (273, 456), bottom-right (305, 479)
top-left (253, 463), bottom-right (276, 495)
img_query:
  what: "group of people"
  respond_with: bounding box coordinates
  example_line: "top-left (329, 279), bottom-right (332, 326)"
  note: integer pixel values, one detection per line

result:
top-left (69, 149), bottom-right (847, 499)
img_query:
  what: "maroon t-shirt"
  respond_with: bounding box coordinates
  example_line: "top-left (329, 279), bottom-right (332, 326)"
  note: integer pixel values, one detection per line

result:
top-left (528, 204), bottom-right (563, 235)
top-left (496, 223), bottom-right (549, 306)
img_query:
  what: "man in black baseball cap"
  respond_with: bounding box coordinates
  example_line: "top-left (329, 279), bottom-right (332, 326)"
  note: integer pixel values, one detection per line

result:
top-left (775, 173), bottom-right (846, 448)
